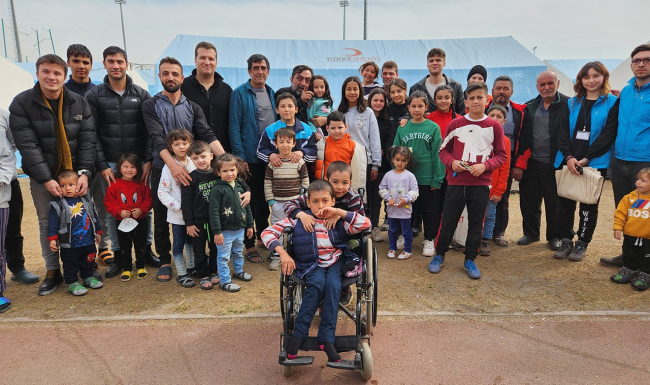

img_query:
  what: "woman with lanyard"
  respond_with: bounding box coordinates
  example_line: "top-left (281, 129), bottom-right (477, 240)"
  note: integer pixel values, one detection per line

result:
top-left (552, 61), bottom-right (619, 262)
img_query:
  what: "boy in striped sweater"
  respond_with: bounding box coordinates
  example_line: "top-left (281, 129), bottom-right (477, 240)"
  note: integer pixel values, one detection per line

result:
top-left (264, 127), bottom-right (310, 270)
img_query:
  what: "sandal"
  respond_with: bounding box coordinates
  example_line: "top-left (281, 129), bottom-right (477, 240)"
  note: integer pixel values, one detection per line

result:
top-left (199, 278), bottom-right (213, 290)
top-left (97, 249), bottom-right (114, 266)
top-left (493, 236), bottom-right (509, 247)
top-left (232, 271), bottom-right (252, 282)
top-left (156, 265), bottom-right (173, 282)
top-left (221, 282), bottom-right (241, 292)
top-left (209, 273), bottom-right (220, 286)
top-left (137, 268), bottom-right (148, 279)
top-left (246, 250), bottom-right (263, 263)
top-left (176, 274), bottom-right (196, 288)
top-left (121, 271), bottom-right (132, 282)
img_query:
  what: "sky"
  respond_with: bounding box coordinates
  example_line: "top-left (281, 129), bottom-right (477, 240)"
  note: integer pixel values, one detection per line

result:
top-left (2, 0), bottom-right (647, 65)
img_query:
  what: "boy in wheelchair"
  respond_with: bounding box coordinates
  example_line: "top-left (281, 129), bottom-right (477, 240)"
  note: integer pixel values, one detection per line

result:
top-left (261, 179), bottom-right (371, 362)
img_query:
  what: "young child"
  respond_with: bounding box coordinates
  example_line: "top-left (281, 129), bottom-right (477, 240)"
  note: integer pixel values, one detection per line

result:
top-left (48, 170), bottom-right (103, 295)
top-left (426, 85), bottom-right (458, 136)
top-left (313, 112), bottom-right (357, 179)
top-left (158, 129), bottom-right (197, 288)
top-left (392, 91), bottom-right (445, 257)
top-left (611, 168), bottom-right (650, 291)
top-left (181, 140), bottom-right (220, 289)
top-left (368, 88), bottom-right (392, 241)
top-left (264, 127), bottom-right (310, 270)
top-left (0, 133), bottom-right (16, 310)
top-left (257, 93), bottom-right (317, 166)
top-left (262, 179), bottom-right (371, 363)
top-left (209, 154), bottom-right (254, 292)
top-left (359, 61), bottom-right (381, 97)
top-left (431, 82), bottom-right (507, 279)
top-left (306, 75), bottom-right (333, 139)
top-left (379, 146), bottom-right (419, 259)
top-left (104, 154), bottom-right (152, 282)
top-left (480, 105), bottom-right (511, 256)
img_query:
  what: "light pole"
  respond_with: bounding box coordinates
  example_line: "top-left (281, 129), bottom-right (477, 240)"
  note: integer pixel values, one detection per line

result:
top-left (532, 46), bottom-right (537, 56)
top-left (339, 0), bottom-right (349, 40)
top-left (115, 0), bottom-right (127, 53)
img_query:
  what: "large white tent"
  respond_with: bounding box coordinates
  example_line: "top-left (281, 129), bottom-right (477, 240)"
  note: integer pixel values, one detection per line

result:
top-left (0, 56), bottom-right (35, 110)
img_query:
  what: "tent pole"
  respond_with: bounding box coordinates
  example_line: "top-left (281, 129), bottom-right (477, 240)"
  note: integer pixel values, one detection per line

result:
top-left (2, 19), bottom-right (6, 58)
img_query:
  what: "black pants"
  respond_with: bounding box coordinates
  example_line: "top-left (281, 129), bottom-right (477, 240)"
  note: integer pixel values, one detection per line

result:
top-left (610, 158), bottom-right (650, 207)
top-left (519, 159), bottom-right (559, 240)
top-left (60, 244), bottom-right (96, 284)
top-left (414, 185), bottom-right (444, 241)
top-left (6, 179), bottom-right (25, 273)
top-left (369, 170), bottom-right (386, 228)
top-left (622, 235), bottom-right (650, 273)
top-left (246, 162), bottom-right (269, 248)
top-left (556, 168), bottom-right (606, 243)
top-left (435, 185), bottom-right (489, 260)
top-left (493, 177), bottom-right (512, 238)
top-left (192, 223), bottom-right (218, 278)
top-left (116, 218), bottom-right (147, 270)
top-left (151, 166), bottom-right (172, 264)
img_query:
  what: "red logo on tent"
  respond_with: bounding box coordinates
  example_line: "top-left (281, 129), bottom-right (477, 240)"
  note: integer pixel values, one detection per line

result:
top-left (327, 48), bottom-right (379, 63)
top-left (342, 48), bottom-right (362, 57)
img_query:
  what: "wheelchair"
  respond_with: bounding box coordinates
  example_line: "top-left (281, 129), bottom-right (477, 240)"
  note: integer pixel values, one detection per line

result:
top-left (277, 217), bottom-right (378, 380)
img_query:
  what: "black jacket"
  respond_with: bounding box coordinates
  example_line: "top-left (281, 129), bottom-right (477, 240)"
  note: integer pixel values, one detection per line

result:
top-left (85, 75), bottom-right (152, 171)
top-left (276, 86), bottom-right (309, 123)
top-left (65, 76), bottom-right (95, 97)
top-left (525, 92), bottom-right (570, 164)
top-left (409, 74), bottom-right (465, 114)
top-left (9, 83), bottom-right (96, 184)
top-left (181, 70), bottom-right (233, 153)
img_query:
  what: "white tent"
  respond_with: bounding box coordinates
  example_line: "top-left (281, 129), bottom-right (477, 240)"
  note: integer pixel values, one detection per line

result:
top-left (544, 61), bottom-right (575, 97)
top-left (0, 56), bottom-right (35, 110)
top-left (609, 57), bottom-right (634, 92)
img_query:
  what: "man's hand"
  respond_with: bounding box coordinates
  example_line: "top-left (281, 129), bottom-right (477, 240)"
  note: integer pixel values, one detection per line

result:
top-left (242, 161), bottom-right (250, 173)
top-left (313, 132), bottom-right (322, 141)
top-left (370, 169), bottom-right (378, 181)
top-left (511, 167), bottom-right (523, 181)
top-left (49, 240), bottom-right (59, 252)
top-left (141, 161), bottom-right (152, 184)
top-left (469, 163), bottom-right (487, 177)
top-left (170, 161), bottom-right (192, 186)
top-left (187, 225), bottom-right (199, 237)
top-left (76, 174), bottom-right (89, 196)
top-left (324, 214), bottom-right (341, 230)
top-left (120, 210), bottom-right (131, 219)
top-left (277, 248), bottom-right (296, 276)
top-left (296, 212), bottom-right (315, 232)
top-left (269, 153), bottom-right (283, 167)
top-left (301, 90), bottom-right (314, 103)
top-left (567, 157), bottom-right (581, 176)
top-left (131, 208), bottom-right (142, 218)
top-left (614, 229), bottom-right (622, 240)
top-left (312, 116), bottom-right (327, 128)
top-left (101, 168), bottom-right (116, 187)
top-left (240, 191), bottom-right (251, 208)
top-left (246, 228), bottom-right (254, 239)
top-left (289, 151), bottom-right (304, 164)
top-left (44, 180), bottom-right (62, 197)
top-left (214, 233), bottom-right (224, 246)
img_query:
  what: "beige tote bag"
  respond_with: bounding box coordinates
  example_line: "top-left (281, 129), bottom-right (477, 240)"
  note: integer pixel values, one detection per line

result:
top-left (554, 166), bottom-right (604, 204)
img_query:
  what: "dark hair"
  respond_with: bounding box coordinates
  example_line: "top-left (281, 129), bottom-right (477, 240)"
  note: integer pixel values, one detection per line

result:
top-left (115, 153), bottom-right (143, 181)
top-left (389, 146), bottom-right (411, 163)
top-left (308, 75), bottom-right (334, 109)
top-left (382, 61), bottom-right (398, 72)
top-left (631, 44), bottom-right (650, 59)
top-left (247, 54), bottom-right (269, 71)
top-left (493, 75), bottom-right (513, 88)
top-left (66, 44), bottom-right (92, 62)
top-left (103, 46), bottom-right (127, 62)
top-left (359, 61), bottom-right (379, 78)
top-left (159, 56), bottom-right (182, 70)
top-left (56, 169), bottom-right (78, 182)
top-left (291, 64), bottom-right (313, 77)
top-left (274, 127), bottom-right (296, 141)
top-left (36, 54), bottom-right (67, 76)
top-left (327, 111), bottom-right (346, 127)
top-left (487, 104), bottom-right (508, 119)
top-left (433, 85), bottom-right (457, 119)
top-left (465, 82), bottom-right (488, 97)
top-left (326, 161), bottom-right (352, 180)
top-left (427, 48), bottom-right (446, 60)
top-left (214, 153), bottom-right (241, 173)
top-left (275, 92), bottom-right (297, 106)
top-left (308, 179), bottom-right (334, 198)
top-left (574, 61), bottom-right (610, 98)
top-left (166, 129), bottom-right (194, 151)
top-left (338, 76), bottom-right (367, 113)
top-left (188, 140), bottom-right (210, 156)
top-left (388, 78), bottom-right (408, 99)
top-left (195, 41), bottom-right (217, 59)
top-left (407, 90), bottom-right (429, 107)
top-left (368, 88), bottom-right (389, 121)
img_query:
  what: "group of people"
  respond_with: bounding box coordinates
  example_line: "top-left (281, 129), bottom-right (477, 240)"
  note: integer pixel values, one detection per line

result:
top-left (0, 40), bottom-right (649, 319)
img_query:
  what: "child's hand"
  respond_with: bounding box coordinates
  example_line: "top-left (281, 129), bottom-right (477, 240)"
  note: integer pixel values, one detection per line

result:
top-left (491, 195), bottom-right (502, 203)
top-left (290, 151), bottom-right (304, 163)
top-left (120, 210), bottom-right (131, 219)
top-left (469, 163), bottom-right (487, 177)
top-left (614, 230), bottom-right (622, 240)
top-left (370, 169), bottom-right (378, 181)
top-left (214, 233), bottom-right (224, 246)
top-left (399, 118), bottom-right (408, 127)
top-left (317, 207), bottom-right (343, 219)
top-left (396, 197), bottom-right (408, 208)
top-left (246, 228), bottom-right (253, 239)
top-left (324, 215), bottom-right (341, 230)
top-left (187, 225), bottom-right (199, 237)
top-left (240, 191), bottom-right (251, 208)
top-left (278, 249), bottom-right (295, 275)
top-left (96, 234), bottom-right (102, 244)
top-left (49, 240), bottom-right (59, 252)
top-left (296, 212), bottom-right (315, 232)
top-left (269, 153), bottom-right (283, 167)
top-left (388, 198), bottom-right (397, 206)
top-left (314, 132), bottom-right (322, 141)
top-left (451, 160), bottom-right (467, 173)
top-left (131, 208), bottom-right (142, 218)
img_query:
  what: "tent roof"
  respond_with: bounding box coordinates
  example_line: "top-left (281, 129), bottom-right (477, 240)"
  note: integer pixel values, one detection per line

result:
top-left (544, 59), bottom-right (625, 83)
top-left (0, 57), bottom-right (35, 110)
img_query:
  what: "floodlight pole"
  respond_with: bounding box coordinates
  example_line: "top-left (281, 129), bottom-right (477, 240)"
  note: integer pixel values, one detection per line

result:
top-left (116, 0), bottom-right (127, 53)
top-left (1, 19), bottom-right (6, 58)
top-left (32, 28), bottom-right (40, 57)
top-left (339, 1), bottom-right (349, 40)
top-left (48, 29), bottom-right (55, 54)
top-left (363, 0), bottom-right (367, 40)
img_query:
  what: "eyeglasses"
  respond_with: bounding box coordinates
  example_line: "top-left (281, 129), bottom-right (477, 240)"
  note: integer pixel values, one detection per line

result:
top-left (631, 58), bottom-right (650, 66)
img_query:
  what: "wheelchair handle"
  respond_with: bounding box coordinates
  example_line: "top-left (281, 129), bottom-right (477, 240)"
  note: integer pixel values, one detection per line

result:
top-left (283, 226), bottom-right (294, 235)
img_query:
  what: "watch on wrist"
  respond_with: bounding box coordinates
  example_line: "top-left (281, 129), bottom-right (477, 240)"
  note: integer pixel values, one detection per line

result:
top-left (78, 169), bottom-right (91, 177)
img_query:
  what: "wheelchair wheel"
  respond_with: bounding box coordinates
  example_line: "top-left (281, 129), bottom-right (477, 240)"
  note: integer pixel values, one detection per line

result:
top-left (360, 239), bottom-right (375, 336)
top-left (359, 342), bottom-right (373, 380)
top-left (283, 365), bottom-right (293, 377)
top-left (372, 245), bottom-right (378, 327)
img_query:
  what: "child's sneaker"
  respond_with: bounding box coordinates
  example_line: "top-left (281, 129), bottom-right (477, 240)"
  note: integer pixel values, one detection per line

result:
top-left (387, 250), bottom-right (396, 259)
top-left (428, 255), bottom-right (444, 274)
top-left (137, 268), bottom-right (148, 279)
top-left (396, 235), bottom-right (404, 250)
top-left (269, 255), bottom-right (280, 271)
top-left (631, 271), bottom-right (650, 291)
top-left (339, 288), bottom-right (352, 306)
top-left (83, 276), bottom-right (103, 289)
top-left (68, 282), bottom-right (88, 296)
top-left (464, 259), bottom-right (481, 279)
top-left (422, 240), bottom-right (435, 257)
top-left (0, 296), bottom-right (12, 313)
top-left (371, 227), bottom-right (383, 242)
top-left (397, 251), bottom-right (412, 260)
top-left (121, 271), bottom-right (132, 282)
top-left (479, 239), bottom-right (491, 256)
top-left (611, 267), bottom-right (638, 284)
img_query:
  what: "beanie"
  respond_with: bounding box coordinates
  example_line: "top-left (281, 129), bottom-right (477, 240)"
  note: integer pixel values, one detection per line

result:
top-left (467, 65), bottom-right (488, 83)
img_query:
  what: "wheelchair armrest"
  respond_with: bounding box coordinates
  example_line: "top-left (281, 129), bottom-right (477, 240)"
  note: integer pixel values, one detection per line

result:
top-left (283, 226), bottom-right (294, 235)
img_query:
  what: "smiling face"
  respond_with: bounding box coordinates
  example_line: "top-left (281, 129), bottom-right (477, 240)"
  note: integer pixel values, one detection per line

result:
top-left (361, 66), bottom-right (377, 85)
top-left (345, 81), bottom-right (360, 106)
top-left (190, 150), bottom-right (214, 171)
top-left (390, 85), bottom-right (407, 105)
top-left (434, 90), bottom-right (453, 113)
top-left (328, 120), bottom-right (347, 141)
top-left (120, 160), bottom-right (138, 181)
top-left (307, 190), bottom-right (335, 218)
top-left (536, 71), bottom-right (559, 102)
top-left (248, 60), bottom-right (269, 88)
top-left (328, 170), bottom-right (352, 198)
top-left (276, 135), bottom-right (295, 158)
top-left (312, 78), bottom-right (326, 98)
top-left (159, 62), bottom-right (184, 93)
top-left (67, 55), bottom-right (92, 83)
top-left (468, 73), bottom-right (485, 84)
top-left (370, 93), bottom-right (386, 114)
top-left (581, 68), bottom-right (604, 95)
top-left (195, 47), bottom-right (217, 77)
top-left (381, 67), bottom-right (398, 86)
top-left (36, 62), bottom-right (66, 98)
top-left (217, 161), bottom-right (238, 183)
top-left (290, 69), bottom-right (312, 94)
top-left (631, 50), bottom-right (650, 81)
top-left (58, 175), bottom-right (78, 198)
top-left (276, 98), bottom-right (298, 124)
top-left (492, 80), bottom-right (513, 106)
top-left (104, 53), bottom-right (128, 82)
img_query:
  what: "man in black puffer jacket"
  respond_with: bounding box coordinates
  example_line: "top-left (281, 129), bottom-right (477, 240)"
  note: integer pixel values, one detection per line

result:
top-left (9, 54), bottom-right (96, 296)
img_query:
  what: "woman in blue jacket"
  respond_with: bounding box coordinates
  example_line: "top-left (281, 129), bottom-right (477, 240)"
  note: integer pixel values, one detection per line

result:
top-left (553, 61), bottom-right (619, 262)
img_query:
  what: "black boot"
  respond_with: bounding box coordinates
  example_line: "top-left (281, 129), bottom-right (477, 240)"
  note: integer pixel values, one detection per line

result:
top-left (38, 270), bottom-right (63, 296)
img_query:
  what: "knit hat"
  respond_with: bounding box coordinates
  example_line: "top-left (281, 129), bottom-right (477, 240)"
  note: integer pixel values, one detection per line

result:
top-left (467, 65), bottom-right (488, 83)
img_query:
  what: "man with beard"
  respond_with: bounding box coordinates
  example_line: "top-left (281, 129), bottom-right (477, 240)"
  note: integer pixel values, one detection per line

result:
top-left (143, 56), bottom-right (225, 282)
top-left (485, 75), bottom-right (532, 247)
top-left (276, 65), bottom-right (326, 128)
top-left (86, 46), bottom-right (160, 279)
top-left (65, 44), bottom-right (94, 96)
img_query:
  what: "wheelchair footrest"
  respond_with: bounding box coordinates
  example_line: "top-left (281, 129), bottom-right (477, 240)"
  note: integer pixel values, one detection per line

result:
top-left (294, 336), bottom-right (360, 352)
top-left (281, 356), bottom-right (314, 366)
top-left (326, 359), bottom-right (356, 371)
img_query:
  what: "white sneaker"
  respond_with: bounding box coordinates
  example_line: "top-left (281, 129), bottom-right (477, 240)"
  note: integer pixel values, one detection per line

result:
top-left (396, 235), bottom-right (404, 250)
top-left (371, 227), bottom-right (384, 242)
top-left (422, 239), bottom-right (435, 257)
top-left (387, 250), bottom-right (396, 259)
top-left (269, 256), bottom-right (280, 271)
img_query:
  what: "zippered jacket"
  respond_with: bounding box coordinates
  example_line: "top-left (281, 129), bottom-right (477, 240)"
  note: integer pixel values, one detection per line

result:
top-left (615, 78), bottom-right (650, 162)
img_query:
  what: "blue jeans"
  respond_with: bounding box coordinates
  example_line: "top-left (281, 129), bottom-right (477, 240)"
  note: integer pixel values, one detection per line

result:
top-left (482, 199), bottom-right (498, 240)
top-left (171, 224), bottom-right (194, 276)
top-left (293, 259), bottom-right (344, 344)
top-left (388, 218), bottom-right (413, 253)
top-left (216, 229), bottom-right (245, 285)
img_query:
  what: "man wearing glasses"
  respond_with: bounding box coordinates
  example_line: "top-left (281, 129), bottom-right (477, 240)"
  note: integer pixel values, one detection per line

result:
top-left (600, 44), bottom-right (650, 267)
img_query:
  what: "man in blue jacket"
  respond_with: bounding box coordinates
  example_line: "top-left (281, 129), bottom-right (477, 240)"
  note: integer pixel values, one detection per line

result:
top-left (601, 43), bottom-right (650, 267)
top-left (228, 54), bottom-right (277, 263)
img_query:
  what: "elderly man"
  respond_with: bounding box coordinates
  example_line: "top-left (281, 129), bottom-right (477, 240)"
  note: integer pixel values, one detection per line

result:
top-left (518, 71), bottom-right (569, 250)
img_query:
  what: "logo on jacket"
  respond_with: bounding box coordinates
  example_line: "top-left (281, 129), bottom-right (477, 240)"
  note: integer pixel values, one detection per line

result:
top-left (327, 48), bottom-right (379, 63)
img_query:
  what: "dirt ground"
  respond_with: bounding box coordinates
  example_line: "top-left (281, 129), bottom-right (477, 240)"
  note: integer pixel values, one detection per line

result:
top-left (2, 177), bottom-right (647, 320)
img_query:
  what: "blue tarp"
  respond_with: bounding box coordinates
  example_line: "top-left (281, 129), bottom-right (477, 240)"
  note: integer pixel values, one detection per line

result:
top-left (156, 35), bottom-right (548, 104)
top-left (545, 59), bottom-right (624, 83)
